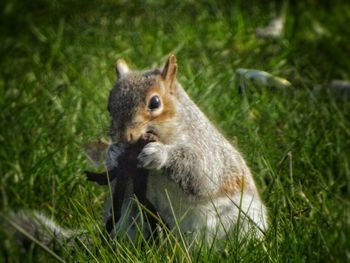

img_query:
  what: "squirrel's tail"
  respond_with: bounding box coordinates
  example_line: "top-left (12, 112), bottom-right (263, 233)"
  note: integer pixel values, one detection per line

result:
top-left (4, 210), bottom-right (89, 252)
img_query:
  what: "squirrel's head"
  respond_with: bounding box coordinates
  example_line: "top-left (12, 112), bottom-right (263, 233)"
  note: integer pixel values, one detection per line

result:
top-left (108, 54), bottom-right (178, 144)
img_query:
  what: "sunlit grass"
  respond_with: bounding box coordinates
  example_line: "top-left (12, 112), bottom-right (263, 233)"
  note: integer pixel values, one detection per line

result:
top-left (0, 0), bottom-right (349, 262)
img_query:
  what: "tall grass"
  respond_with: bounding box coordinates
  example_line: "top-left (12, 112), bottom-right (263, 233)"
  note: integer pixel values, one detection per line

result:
top-left (1, 0), bottom-right (349, 262)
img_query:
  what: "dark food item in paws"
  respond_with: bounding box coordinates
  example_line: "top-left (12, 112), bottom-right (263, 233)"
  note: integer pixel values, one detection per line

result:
top-left (85, 133), bottom-right (160, 234)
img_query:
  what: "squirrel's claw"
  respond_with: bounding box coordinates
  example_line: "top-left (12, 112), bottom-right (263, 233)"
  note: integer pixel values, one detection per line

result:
top-left (137, 142), bottom-right (168, 170)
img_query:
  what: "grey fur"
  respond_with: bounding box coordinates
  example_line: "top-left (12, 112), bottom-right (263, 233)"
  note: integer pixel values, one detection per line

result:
top-left (5, 211), bottom-right (88, 250)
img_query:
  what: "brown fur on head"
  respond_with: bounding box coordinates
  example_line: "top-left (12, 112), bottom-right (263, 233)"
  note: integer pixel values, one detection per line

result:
top-left (108, 55), bottom-right (178, 145)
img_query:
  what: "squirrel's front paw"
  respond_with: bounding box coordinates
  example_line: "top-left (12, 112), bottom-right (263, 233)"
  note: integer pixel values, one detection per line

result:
top-left (137, 142), bottom-right (168, 170)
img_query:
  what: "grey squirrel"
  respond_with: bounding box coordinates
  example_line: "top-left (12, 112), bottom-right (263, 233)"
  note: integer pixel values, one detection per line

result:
top-left (94, 54), bottom-right (268, 243)
top-left (7, 54), bottom-right (268, 249)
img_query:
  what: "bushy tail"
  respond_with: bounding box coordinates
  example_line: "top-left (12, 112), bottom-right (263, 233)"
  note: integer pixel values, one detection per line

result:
top-left (4, 210), bottom-right (88, 254)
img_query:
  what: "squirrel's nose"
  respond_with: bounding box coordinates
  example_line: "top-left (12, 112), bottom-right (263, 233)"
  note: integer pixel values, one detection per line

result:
top-left (126, 132), bottom-right (133, 143)
top-left (124, 128), bottom-right (140, 143)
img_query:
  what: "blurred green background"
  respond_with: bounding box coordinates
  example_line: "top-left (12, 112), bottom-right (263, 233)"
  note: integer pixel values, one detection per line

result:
top-left (0, 0), bottom-right (349, 262)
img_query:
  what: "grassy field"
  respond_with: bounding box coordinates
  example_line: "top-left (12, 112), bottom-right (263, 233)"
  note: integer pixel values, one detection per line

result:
top-left (1, 0), bottom-right (350, 262)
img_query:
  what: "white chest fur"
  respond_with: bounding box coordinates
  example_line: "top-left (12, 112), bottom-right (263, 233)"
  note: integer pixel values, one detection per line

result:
top-left (146, 172), bottom-right (268, 243)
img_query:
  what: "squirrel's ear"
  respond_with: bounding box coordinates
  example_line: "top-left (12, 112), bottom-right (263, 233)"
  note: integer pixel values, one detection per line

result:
top-left (161, 54), bottom-right (177, 94)
top-left (115, 59), bottom-right (130, 78)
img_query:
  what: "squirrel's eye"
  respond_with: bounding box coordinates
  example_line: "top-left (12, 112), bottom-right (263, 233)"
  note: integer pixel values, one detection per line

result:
top-left (148, 95), bottom-right (161, 110)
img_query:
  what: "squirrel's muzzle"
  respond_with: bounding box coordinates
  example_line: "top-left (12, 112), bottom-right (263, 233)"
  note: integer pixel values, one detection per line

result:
top-left (117, 127), bottom-right (143, 144)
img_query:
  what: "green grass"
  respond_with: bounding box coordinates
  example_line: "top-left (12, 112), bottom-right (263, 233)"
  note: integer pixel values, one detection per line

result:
top-left (1, 0), bottom-right (350, 262)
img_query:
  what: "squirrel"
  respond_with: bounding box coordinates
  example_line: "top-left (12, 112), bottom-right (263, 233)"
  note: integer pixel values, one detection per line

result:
top-left (93, 54), bottom-right (268, 243)
top-left (6, 54), bottom-right (268, 249)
